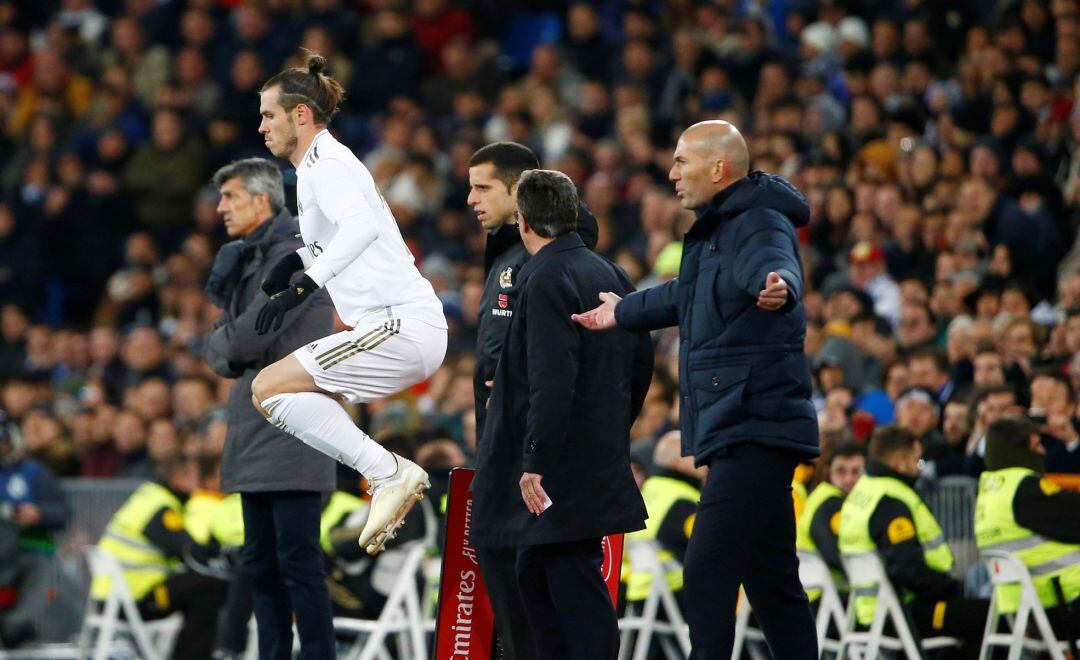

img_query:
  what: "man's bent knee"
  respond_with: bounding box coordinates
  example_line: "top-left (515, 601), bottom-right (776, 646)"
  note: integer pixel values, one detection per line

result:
top-left (251, 367), bottom-right (276, 406)
top-left (250, 355), bottom-right (322, 410)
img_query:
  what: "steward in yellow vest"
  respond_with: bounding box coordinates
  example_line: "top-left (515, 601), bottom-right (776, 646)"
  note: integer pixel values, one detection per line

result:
top-left (92, 453), bottom-right (228, 660)
top-left (976, 416), bottom-right (1080, 633)
top-left (796, 442), bottom-right (864, 600)
top-left (625, 434), bottom-right (703, 604)
top-left (838, 426), bottom-right (988, 658)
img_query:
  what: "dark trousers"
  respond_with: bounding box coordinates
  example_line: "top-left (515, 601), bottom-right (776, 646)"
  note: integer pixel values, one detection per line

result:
top-left (215, 567), bottom-right (253, 654)
top-left (909, 597), bottom-right (989, 660)
top-left (137, 572), bottom-right (228, 660)
top-left (241, 491), bottom-right (334, 660)
top-left (683, 443), bottom-right (818, 660)
top-left (516, 538), bottom-right (619, 660)
top-left (476, 546), bottom-right (537, 660)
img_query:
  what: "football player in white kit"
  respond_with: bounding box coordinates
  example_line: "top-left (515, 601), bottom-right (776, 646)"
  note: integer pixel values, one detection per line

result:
top-left (249, 53), bottom-right (447, 554)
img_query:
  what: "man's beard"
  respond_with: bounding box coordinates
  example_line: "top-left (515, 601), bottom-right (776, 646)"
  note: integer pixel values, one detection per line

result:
top-left (270, 121), bottom-right (299, 159)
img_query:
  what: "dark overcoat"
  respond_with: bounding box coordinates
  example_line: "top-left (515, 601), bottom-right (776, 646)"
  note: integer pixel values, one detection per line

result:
top-left (471, 233), bottom-right (652, 547)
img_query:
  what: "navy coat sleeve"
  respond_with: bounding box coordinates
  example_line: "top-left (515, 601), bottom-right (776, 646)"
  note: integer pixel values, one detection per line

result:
top-left (732, 210), bottom-right (804, 313)
top-left (615, 278), bottom-right (679, 331)
top-left (520, 273), bottom-right (581, 475)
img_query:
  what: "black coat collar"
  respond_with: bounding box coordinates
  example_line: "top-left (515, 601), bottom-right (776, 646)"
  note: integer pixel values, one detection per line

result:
top-left (517, 232), bottom-right (585, 282)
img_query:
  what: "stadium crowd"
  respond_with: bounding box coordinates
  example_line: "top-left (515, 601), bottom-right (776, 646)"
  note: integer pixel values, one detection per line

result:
top-left (4, 0), bottom-right (1080, 652)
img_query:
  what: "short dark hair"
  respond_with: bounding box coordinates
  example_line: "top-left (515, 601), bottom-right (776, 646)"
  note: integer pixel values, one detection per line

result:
top-left (155, 450), bottom-right (192, 481)
top-left (867, 426), bottom-right (919, 463)
top-left (212, 158), bottom-right (285, 212)
top-left (827, 440), bottom-right (866, 467)
top-left (468, 142), bottom-right (539, 192)
top-left (908, 349), bottom-right (947, 373)
top-left (1030, 369), bottom-right (1073, 400)
top-left (986, 415), bottom-right (1036, 448)
top-left (261, 50), bottom-right (345, 124)
top-left (516, 169), bottom-right (578, 239)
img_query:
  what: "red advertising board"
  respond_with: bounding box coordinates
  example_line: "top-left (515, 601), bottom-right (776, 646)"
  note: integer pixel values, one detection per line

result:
top-left (435, 468), bottom-right (624, 659)
top-left (435, 468), bottom-right (495, 659)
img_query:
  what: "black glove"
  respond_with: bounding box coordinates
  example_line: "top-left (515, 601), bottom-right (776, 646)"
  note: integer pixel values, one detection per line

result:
top-left (261, 251), bottom-right (304, 297)
top-left (255, 274), bottom-right (317, 335)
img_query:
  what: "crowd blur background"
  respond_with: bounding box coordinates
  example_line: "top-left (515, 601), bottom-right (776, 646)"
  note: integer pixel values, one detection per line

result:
top-left (2, 0), bottom-right (1080, 643)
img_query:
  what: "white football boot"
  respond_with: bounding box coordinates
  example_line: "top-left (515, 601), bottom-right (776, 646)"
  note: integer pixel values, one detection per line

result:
top-left (358, 454), bottom-right (430, 555)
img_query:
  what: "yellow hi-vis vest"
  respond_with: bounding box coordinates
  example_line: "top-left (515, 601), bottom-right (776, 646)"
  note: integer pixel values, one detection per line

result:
top-left (92, 482), bottom-right (183, 600)
top-left (839, 474), bottom-right (954, 625)
top-left (796, 481), bottom-right (843, 601)
top-left (210, 493), bottom-right (245, 548)
top-left (626, 476), bottom-right (699, 602)
top-left (320, 491), bottom-right (366, 553)
top-left (184, 489), bottom-right (225, 545)
top-left (975, 467), bottom-right (1080, 613)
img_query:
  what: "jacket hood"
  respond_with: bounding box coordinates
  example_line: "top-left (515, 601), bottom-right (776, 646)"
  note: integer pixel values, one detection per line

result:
top-left (699, 171), bottom-right (810, 228)
top-left (576, 202), bottom-right (599, 250)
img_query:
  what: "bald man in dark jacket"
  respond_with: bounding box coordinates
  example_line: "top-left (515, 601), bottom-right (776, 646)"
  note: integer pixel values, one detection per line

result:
top-left (575, 121), bottom-right (819, 659)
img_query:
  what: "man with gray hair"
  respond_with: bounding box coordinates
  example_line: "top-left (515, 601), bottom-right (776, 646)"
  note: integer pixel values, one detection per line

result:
top-left (471, 169), bottom-right (652, 658)
top-left (203, 158), bottom-right (338, 658)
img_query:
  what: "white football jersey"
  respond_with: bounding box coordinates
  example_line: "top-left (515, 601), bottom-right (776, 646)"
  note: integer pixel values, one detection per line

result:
top-left (295, 130), bottom-right (446, 329)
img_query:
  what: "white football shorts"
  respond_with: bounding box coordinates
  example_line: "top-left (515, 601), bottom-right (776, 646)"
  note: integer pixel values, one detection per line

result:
top-left (293, 307), bottom-right (447, 404)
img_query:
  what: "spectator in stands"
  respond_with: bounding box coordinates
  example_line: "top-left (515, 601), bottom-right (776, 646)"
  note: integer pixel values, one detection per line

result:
top-left (0, 424), bottom-right (70, 648)
top-left (122, 107), bottom-right (207, 249)
top-left (895, 387), bottom-right (947, 463)
top-left (839, 242), bottom-right (901, 327)
top-left (908, 350), bottom-right (955, 406)
top-left (972, 348), bottom-right (1007, 391)
top-left (90, 452), bottom-right (226, 660)
top-left (976, 416), bottom-right (1080, 634)
top-left (931, 398), bottom-right (977, 477)
top-left (1029, 372), bottom-right (1080, 473)
top-left (967, 385), bottom-right (1025, 473)
top-left (839, 426), bottom-right (989, 658)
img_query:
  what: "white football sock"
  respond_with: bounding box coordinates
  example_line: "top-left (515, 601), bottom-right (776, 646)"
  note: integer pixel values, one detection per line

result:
top-left (260, 392), bottom-right (398, 479)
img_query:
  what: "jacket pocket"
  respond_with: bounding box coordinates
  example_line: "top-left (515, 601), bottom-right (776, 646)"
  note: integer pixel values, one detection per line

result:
top-left (689, 361), bottom-right (751, 436)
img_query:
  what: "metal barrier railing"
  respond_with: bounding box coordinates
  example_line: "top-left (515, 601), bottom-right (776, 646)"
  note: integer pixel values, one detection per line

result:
top-left (920, 475), bottom-right (984, 596)
top-left (36, 480), bottom-right (143, 643)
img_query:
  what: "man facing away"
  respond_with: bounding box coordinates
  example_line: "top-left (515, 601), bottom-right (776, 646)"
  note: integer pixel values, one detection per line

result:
top-left (247, 52), bottom-right (448, 554)
top-left (976, 416), bottom-right (1080, 636)
top-left (467, 140), bottom-right (598, 660)
top-left (573, 120), bottom-right (820, 658)
top-left (472, 169), bottom-right (652, 659)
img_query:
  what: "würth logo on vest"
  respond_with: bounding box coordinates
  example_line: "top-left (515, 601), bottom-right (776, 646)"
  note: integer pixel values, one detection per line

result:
top-left (497, 294), bottom-right (508, 309)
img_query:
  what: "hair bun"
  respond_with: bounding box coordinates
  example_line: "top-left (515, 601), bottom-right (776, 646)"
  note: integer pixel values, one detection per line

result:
top-left (306, 52), bottom-right (327, 76)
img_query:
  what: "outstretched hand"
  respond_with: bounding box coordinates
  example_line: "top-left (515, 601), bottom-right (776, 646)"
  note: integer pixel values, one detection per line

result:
top-left (757, 272), bottom-right (788, 311)
top-left (571, 292), bottom-right (622, 330)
